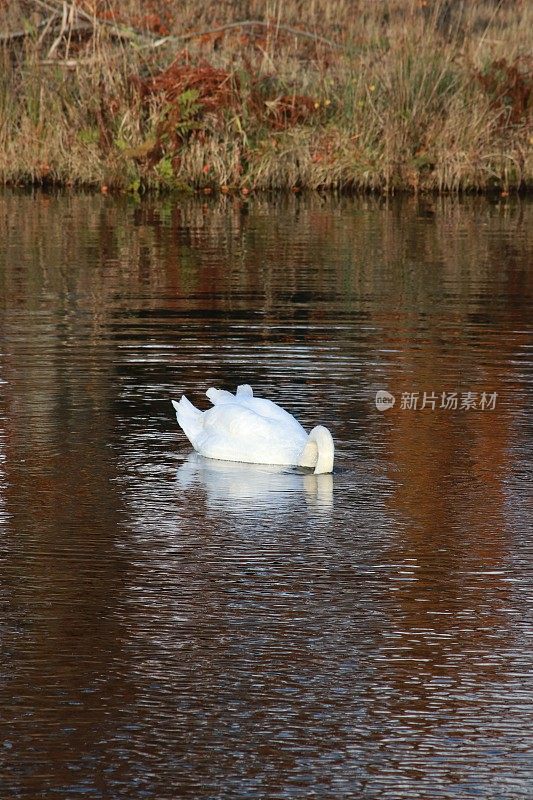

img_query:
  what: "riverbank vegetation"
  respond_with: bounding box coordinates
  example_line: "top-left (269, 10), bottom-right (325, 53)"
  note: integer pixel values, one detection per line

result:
top-left (1, 0), bottom-right (531, 193)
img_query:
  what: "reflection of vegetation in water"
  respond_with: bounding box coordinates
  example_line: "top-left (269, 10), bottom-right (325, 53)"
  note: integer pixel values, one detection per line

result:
top-left (0, 192), bottom-right (531, 316)
top-left (0, 1), bottom-right (531, 192)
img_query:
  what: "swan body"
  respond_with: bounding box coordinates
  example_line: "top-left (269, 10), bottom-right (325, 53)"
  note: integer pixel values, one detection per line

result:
top-left (171, 384), bottom-right (334, 474)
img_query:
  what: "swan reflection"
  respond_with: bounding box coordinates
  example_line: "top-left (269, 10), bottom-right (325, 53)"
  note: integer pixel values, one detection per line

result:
top-left (176, 452), bottom-right (333, 512)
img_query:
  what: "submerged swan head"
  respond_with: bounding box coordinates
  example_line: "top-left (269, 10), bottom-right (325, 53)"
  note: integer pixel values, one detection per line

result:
top-left (298, 425), bottom-right (334, 475)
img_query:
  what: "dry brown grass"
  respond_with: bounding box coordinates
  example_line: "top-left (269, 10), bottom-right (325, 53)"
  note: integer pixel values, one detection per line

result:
top-left (0, 0), bottom-right (531, 193)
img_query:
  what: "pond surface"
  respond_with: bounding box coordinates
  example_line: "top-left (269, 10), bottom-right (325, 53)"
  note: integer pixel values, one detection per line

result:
top-left (0, 191), bottom-right (531, 799)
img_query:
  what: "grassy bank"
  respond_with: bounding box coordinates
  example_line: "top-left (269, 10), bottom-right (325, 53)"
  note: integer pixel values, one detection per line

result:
top-left (0, 0), bottom-right (531, 193)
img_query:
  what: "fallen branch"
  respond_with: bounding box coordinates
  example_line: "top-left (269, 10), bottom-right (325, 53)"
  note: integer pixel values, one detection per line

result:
top-left (0, 18), bottom-right (55, 43)
top-left (156, 20), bottom-right (343, 50)
top-left (3, 4), bottom-right (343, 55)
top-left (28, 1), bottom-right (343, 49)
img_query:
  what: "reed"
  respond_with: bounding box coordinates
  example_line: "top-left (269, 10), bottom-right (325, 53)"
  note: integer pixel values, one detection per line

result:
top-left (0, 0), bottom-right (531, 193)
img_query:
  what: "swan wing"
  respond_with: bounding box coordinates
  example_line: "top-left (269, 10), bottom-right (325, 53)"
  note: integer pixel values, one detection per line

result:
top-left (196, 403), bottom-right (306, 465)
top-left (206, 383), bottom-right (304, 433)
top-left (203, 404), bottom-right (278, 439)
top-left (242, 396), bottom-right (307, 434)
top-left (206, 386), bottom-right (305, 435)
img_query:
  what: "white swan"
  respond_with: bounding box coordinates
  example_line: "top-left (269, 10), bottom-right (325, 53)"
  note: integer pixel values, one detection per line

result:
top-left (171, 384), bottom-right (334, 474)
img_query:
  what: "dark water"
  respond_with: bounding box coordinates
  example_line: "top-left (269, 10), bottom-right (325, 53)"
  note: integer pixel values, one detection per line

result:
top-left (0, 191), bottom-right (531, 799)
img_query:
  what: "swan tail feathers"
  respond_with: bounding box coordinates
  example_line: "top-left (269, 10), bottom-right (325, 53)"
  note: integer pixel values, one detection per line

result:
top-left (172, 395), bottom-right (203, 444)
top-left (206, 387), bottom-right (235, 405)
top-left (206, 385), bottom-right (253, 405)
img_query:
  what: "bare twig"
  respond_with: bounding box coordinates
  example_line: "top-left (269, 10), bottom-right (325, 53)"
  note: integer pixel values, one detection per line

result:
top-left (47, 1), bottom-right (69, 58)
top-left (143, 20), bottom-right (343, 50)
top-left (37, 13), bottom-right (60, 46)
top-left (38, 57), bottom-right (101, 67)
